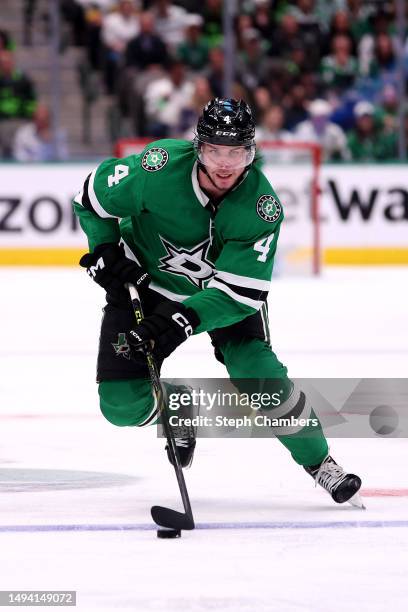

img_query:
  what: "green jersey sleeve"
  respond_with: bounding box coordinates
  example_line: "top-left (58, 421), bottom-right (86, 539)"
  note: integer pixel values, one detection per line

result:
top-left (73, 155), bottom-right (145, 251)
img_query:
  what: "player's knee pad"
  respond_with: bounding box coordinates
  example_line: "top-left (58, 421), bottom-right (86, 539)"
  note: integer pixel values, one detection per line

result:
top-left (98, 379), bottom-right (158, 427)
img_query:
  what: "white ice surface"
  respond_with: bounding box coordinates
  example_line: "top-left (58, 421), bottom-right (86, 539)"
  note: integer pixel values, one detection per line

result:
top-left (0, 267), bottom-right (407, 611)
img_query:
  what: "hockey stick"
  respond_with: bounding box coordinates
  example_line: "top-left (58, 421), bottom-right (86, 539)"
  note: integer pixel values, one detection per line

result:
top-left (127, 283), bottom-right (195, 531)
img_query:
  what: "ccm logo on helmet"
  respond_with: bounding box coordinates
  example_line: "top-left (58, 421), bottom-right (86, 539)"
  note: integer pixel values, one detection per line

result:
top-left (215, 130), bottom-right (237, 136)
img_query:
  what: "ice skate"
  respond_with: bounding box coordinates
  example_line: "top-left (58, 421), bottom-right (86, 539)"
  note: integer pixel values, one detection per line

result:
top-left (165, 385), bottom-right (196, 469)
top-left (305, 455), bottom-right (364, 507)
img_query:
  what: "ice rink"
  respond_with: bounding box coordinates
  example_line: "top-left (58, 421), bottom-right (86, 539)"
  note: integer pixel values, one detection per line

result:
top-left (1, 266), bottom-right (407, 611)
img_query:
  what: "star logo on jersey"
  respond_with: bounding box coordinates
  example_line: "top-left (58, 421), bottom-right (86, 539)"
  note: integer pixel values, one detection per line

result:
top-left (142, 147), bottom-right (169, 172)
top-left (256, 194), bottom-right (282, 223)
top-left (112, 332), bottom-right (131, 359)
top-left (158, 237), bottom-right (214, 289)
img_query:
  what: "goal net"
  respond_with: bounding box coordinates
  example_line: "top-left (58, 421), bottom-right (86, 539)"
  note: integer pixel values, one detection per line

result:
top-left (115, 139), bottom-right (322, 276)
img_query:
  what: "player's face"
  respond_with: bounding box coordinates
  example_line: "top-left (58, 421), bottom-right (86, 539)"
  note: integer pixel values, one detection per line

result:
top-left (199, 143), bottom-right (248, 191)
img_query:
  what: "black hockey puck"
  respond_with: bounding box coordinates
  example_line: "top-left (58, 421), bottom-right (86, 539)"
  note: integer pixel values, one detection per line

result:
top-left (157, 528), bottom-right (181, 539)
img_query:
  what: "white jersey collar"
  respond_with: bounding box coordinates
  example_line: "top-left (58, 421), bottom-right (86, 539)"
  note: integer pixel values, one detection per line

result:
top-left (191, 161), bottom-right (209, 208)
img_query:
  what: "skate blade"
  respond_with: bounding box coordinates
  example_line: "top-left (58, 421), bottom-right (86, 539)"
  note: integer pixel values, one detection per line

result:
top-left (348, 492), bottom-right (366, 509)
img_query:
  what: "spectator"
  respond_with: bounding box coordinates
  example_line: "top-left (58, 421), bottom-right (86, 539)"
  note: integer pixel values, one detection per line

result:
top-left (321, 10), bottom-right (356, 57)
top-left (347, 100), bottom-right (396, 161)
top-left (0, 50), bottom-right (36, 158)
top-left (79, 1), bottom-right (131, 69)
top-left (118, 11), bottom-right (168, 136)
top-left (143, 59), bottom-right (194, 137)
top-left (177, 14), bottom-right (209, 72)
top-left (368, 33), bottom-right (397, 82)
top-left (268, 14), bottom-right (300, 60)
top-left (285, 41), bottom-right (316, 79)
top-left (61, 0), bottom-right (118, 46)
top-left (125, 11), bottom-right (168, 70)
top-left (151, 0), bottom-right (187, 50)
top-left (358, 8), bottom-right (394, 76)
top-left (346, 0), bottom-right (373, 43)
top-left (60, 0), bottom-right (87, 46)
top-left (13, 103), bottom-right (68, 162)
top-left (287, 0), bottom-right (322, 69)
top-left (298, 71), bottom-right (320, 101)
top-left (180, 75), bottom-right (213, 138)
top-left (314, 0), bottom-right (350, 33)
top-left (235, 14), bottom-right (254, 52)
top-left (320, 34), bottom-right (359, 97)
top-left (101, 0), bottom-right (140, 94)
top-left (252, 0), bottom-right (274, 41)
top-left (294, 98), bottom-right (350, 160)
top-left (201, 0), bottom-right (223, 48)
top-left (252, 86), bottom-right (272, 123)
top-left (0, 29), bottom-right (14, 51)
top-left (289, 0), bottom-right (320, 26)
top-left (236, 28), bottom-right (271, 93)
top-left (256, 104), bottom-right (293, 142)
top-left (269, 12), bottom-right (320, 72)
top-left (376, 83), bottom-right (398, 134)
top-left (205, 46), bottom-right (225, 99)
top-left (283, 83), bottom-right (309, 130)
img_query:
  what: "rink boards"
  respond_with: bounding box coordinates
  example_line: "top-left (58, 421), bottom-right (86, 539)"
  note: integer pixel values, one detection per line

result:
top-left (0, 162), bottom-right (407, 266)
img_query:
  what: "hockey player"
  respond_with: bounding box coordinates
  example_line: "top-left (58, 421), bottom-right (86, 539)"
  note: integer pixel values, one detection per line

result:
top-left (74, 98), bottom-right (362, 506)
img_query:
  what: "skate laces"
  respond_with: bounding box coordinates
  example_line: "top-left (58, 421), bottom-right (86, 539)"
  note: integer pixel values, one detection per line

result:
top-left (174, 437), bottom-right (191, 448)
top-left (172, 425), bottom-right (195, 447)
top-left (315, 459), bottom-right (348, 493)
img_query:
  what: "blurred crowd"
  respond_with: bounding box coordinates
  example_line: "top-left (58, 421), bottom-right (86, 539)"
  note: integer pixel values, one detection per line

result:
top-left (1, 0), bottom-right (407, 161)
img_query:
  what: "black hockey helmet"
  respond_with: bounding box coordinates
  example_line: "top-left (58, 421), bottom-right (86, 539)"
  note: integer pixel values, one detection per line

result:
top-left (195, 98), bottom-right (256, 170)
top-left (196, 97), bottom-right (255, 146)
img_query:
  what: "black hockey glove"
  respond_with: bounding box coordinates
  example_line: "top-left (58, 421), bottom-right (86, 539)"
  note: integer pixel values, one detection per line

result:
top-left (129, 301), bottom-right (200, 361)
top-left (79, 243), bottom-right (150, 300)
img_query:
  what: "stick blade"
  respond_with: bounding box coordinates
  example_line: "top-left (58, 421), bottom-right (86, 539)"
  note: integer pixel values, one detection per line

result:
top-left (151, 506), bottom-right (195, 530)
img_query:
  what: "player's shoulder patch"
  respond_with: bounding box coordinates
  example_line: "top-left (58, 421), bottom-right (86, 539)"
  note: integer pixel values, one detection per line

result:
top-left (141, 147), bottom-right (169, 172)
top-left (256, 194), bottom-right (282, 223)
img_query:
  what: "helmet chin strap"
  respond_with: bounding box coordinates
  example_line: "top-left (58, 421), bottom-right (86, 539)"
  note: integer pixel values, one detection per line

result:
top-left (197, 160), bottom-right (250, 196)
top-left (197, 160), bottom-right (221, 190)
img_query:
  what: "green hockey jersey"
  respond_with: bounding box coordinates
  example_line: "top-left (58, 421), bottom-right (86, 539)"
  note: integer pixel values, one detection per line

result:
top-left (73, 139), bottom-right (283, 333)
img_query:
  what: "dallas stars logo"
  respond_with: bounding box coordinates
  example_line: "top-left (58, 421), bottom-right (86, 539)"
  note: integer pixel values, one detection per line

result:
top-left (158, 237), bottom-right (214, 289)
top-left (112, 333), bottom-right (131, 359)
top-left (256, 194), bottom-right (282, 223)
top-left (141, 147), bottom-right (169, 172)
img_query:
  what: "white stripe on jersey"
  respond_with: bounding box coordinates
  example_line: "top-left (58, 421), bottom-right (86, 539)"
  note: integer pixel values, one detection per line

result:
top-left (214, 270), bottom-right (270, 291)
top-left (88, 167), bottom-right (117, 219)
top-left (149, 283), bottom-right (190, 302)
top-left (120, 238), bottom-right (142, 265)
top-left (73, 189), bottom-right (83, 206)
top-left (208, 279), bottom-right (263, 310)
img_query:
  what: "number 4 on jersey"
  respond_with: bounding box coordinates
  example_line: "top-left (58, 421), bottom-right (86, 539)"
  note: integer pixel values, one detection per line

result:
top-left (254, 234), bottom-right (274, 262)
top-left (108, 164), bottom-right (129, 187)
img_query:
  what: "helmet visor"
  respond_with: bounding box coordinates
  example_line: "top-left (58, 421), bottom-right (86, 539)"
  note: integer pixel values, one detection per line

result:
top-left (197, 140), bottom-right (256, 171)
